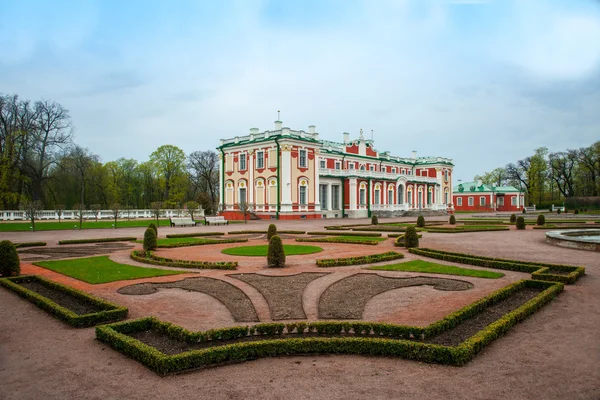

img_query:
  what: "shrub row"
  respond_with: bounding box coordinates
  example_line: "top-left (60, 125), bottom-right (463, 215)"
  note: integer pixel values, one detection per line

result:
top-left (0, 275), bottom-right (128, 327)
top-left (165, 232), bottom-right (225, 238)
top-left (423, 226), bottom-right (509, 233)
top-left (130, 250), bottom-right (237, 270)
top-left (459, 220), bottom-right (506, 225)
top-left (408, 248), bottom-right (585, 284)
top-left (226, 230), bottom-right (307, 235)
top-left (296, 237), bottom-right (380, 245)
top-left (323, 226), bottom-right (352, 231)
top-left (316, 251), bottom-right (404, 267)
top-left (96, 279), bottom-right (562, 374)
top-left (156, 238), bottom-right (248, 248)
top-left (58, 237), bottom-right (137, 245)
top-left (350, 226), bottom-right (414, 233)
top-left (14, 241), bottom-right (47, 248)
top-left (307, 231), bottom-right (382, 237)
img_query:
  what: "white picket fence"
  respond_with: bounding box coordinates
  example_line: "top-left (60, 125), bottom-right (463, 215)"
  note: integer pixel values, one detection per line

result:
top-left (0, 208), bottom-right (204, 221)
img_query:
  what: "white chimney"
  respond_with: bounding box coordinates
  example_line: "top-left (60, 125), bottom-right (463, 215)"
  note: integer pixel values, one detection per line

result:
top-left (250, 128), bottom-right (259, 134)
top-left (282, 127), bottom-right (290, 136)
top-left (308, 125), bottom-right (315, 134)
top-left (412, 150), bottom-right (417, 159)
top-left (274, 120), bottom-right (283, 130)
top-left (343, 132), bottom-right (350, 144)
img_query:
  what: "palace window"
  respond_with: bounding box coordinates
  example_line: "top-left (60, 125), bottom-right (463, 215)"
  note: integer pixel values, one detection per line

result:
top-left (457, 197), bottom-right (462, 206)
top-left (299, 150), bottom-right (307, 168)
top-left (468, 197), bottom-right (474, 206)
top-left (299, 185), bottom-right (307, 205)
top-left (320, 159), bottom-right (326, 169)
top-left (392, 168), bottom-right (397, 174)
top-left (480, 197), bottom-right (486, 206)
top-left (374, 188), bottom-right (380, 205)
top-left (335, 161), bottom-right (341, 170)
top-left (349, 163), bottom-right (355, 170)
top-left (388, 189), bottom-right (394, 204)
top-left (359, 188), bottom-right (366, 205)
top-left (331, 185), bottom-right (340, 210)
top-left (320, 184), bottom-right (328, 210)
top-left (444, 170), bottom-right (449, 182)
top-left (256, 151), bottom-right (264, 169)
top-left (239, 188), bottom-right (247, 203)
top-left (511, 196), bottom-right (517, 206)
top-left (498, 197), bottom-right (504, 206)
top-left (360, 165), bottom-right (365, 171)
top-left (370, 165), bottom-right (374, 171)
top-left (239, 154), bottom-right (247, 171)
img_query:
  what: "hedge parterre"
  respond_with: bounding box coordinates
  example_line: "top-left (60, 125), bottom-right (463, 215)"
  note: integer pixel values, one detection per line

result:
top-left (59, 237), bottom-right (137, 245)
top-left (409, 248), bottom-right (585, 284)
top-left (14, 241), bottom-right (47, 248)
top-left (156, 237), bottom-right (248, 248)
top-left (316, 251), bottom-right (404, 267)
top-left (296, 237), bottom-right (382, 245)
top-left (96, 279), bottom-right (562, 375)
top-left (131, 250), bottom-right (237, 270)
top-left (306, 231), bottom-right (382, 237)
top-left (0, 275), bottom-right (128, 327)
top-left (165, 232), bottom-right (225, 238)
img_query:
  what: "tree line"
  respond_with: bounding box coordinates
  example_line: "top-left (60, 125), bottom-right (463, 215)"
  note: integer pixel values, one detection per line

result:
top-left (0, 93), bottom-right (220, 214)
top-left (475, 141), bottom-right (600, 207)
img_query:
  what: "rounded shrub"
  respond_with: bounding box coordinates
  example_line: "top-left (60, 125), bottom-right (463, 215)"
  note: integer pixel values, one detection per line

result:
top-left (404, 226), bottom-right (419, 248)
top-left (267, 224), bottom-right (278, 240)
top-left (416, 215), bottom-right (425, 228)
top-left (143, 227), bottom-right (157, 251)
top-left (449, 215), bottom-right (456, 225)
top-left (148, 222), bottom-right (158, 235)
top-left (557, 209), bottom-right (561, 215)
top-left (522, 208), bottom-right (526, 214)
top-left (371, 214), bottom-right (378, 225)
top-left (267, 235), bottom-right (286, 268)
top-left (574, 209), bottom-right (579, 215)
top-left (536, 214), bottom-right (545, 226)
top-left (510, 214), bottom-right (517, 223)
top-left (0, 240), bottom-right (20, 277)
top-left (516, 216), bottom-right (526, 230)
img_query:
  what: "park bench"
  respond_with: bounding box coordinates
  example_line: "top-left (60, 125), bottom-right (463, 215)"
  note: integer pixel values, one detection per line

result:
top-left (204, 216), bottom-right (229, 226)
top-left (169, 217), bottom-right (198, 227)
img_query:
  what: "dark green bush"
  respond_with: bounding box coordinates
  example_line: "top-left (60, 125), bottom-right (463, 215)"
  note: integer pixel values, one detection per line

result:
top-left (267, 224), bottom-right (277, 240)
top-left (130, 250), bottom-right (237, 270)
top-left (416, 215), bottom-right (425, 228)
top-left (522, 208), bottom-right (526, 214)
top-left (0, 241), bottom-right (20, 277)
top-left (510, 214), bottom-right (517, 223)
top-left (574, 209), bottom-right (579, 215)
top-left (557, 209), bottom-right (561, 215)
top-left (267, 235), bottom-right (285, 268)
top-left (449, 215), bottom-right (456, 225)
top-left (404, 226), bottom-right (419, 248)
top-left (148, 222), bottom-right (158, 235)
top-left (316, 251), bottom-right (404, 267)
top-left (516, 216), bottom-right (526, 230)
top-left (536, 214), bottom-right (545, 226)
top-left (59, 237), bottom-right (136, 245)
top-left (371, 215), bottom-right (378, 225)
top-left (143, 227), bottom-right (157, 251)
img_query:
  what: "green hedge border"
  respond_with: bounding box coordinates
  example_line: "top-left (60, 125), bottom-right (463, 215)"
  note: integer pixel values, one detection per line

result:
top-left (316, 251), bottom-right (404, 267)
top-left (130, 250), bottom-right (237, 270)
top-left (296, 237), bottom-right (380, 246)
top-left (15, 241), bottom-right (47, 248)
top-left (423, 227), bottom-right (509, 233)
top-left (227, 230), bottom-right (306, 235)
top-left (59, 237), bottom-right (137, 245)
top-left (166, 232), bottom-right (225, 238)
top-left (0, 275), bottom-right (127, 327)
top-left (156, 238), bottom-right (248, 248)
top-left (96, 279), bottom-right (562, 374)
top-left (409, 248), bottom-right (585, 284)
top-left (307, 231), bottom-right (382, 237)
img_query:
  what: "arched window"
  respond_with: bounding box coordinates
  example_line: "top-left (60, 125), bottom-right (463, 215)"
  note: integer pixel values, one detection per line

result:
top-left (359, 182), bottom-right (367, 205)
top-left (398, 185), bottom-right (404, 204)
top-left (374, 184), bottom-right (381, 205)
top-left (298, 178), bottom-right (309, 205)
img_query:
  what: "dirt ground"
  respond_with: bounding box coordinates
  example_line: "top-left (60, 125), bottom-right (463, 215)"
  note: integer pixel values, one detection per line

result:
top-left (1, 216), bottom-right (599, 400)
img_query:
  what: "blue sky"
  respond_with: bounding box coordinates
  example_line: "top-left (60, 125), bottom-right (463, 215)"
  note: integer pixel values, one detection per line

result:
top-left (2, 0), bottom-right (599, 181)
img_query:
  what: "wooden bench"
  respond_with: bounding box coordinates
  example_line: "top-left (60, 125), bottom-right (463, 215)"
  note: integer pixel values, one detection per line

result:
top-left (169, 217), bottom-right (197, 227)
top-left (204, 216), bottom-right (229, 226)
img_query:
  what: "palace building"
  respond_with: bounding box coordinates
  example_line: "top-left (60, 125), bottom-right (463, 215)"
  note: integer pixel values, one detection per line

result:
top-left (452, 181), bottom-right (524, 212)
top-left (217, 120), bottom-right (454, 220)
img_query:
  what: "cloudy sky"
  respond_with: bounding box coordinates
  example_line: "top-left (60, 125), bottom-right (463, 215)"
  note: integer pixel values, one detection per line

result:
top-left (2, 0), bottom-right (599, 181)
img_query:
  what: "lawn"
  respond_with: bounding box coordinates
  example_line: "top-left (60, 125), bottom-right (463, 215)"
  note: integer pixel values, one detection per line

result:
top-left (33, 256), bottom-right (189, 284)
top-left (368, 260), bottom-right (504, 279)
top-left (222, 244), bottom-right (323, 256)
top-left (135, 237), bottom-right (225, 246)
top-left (0, 219), bottom-right (173, 232)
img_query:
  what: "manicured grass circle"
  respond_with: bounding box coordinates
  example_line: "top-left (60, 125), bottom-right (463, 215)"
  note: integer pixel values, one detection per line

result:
top-left (222, 244), bottom-right (323, 257)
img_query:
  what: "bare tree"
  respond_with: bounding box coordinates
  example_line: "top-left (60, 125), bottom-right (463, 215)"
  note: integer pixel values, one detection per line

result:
top-left (55, 204), bottom-right (65, 223)
top-left (186, 200), bottom-right (200, 222)
top-left (21, 199), bottom-right (43, 232)
top-left (549, 151), bottom-right (577, 198)
top-left (187, 150), bottom-right (219, 214)
top-left (73, 202), bottom-right (86, 230)
top-left (110, 203), bottom-right (121, 228)
top-left (238, 200), bottom-right (252, 224)
top-left (150, 201), bottom-right (162, 226)
top-left (90, 204), bottom-right (102, 222)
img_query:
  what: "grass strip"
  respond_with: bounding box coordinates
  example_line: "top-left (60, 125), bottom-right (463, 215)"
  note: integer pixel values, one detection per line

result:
top-left (221, 244), bottom-right (322, 257)
top-left (296, 236), bottom-right (385, 245)
top-left (369, 260), bottom-right (503, 279)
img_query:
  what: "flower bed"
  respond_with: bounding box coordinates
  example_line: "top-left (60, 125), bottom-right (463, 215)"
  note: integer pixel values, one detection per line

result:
top-left (409, 248), bottom-right (585, 284)
top-left (96, 279), bottom-right (562, 374)
top-left (0, 275), bottom-right (127, 327)
top-left (130, 250), bottom-right (237, 270)
top-left (58, 237), bottom-right (137, 245)
top-left (316, 251), bottom-right (404, 267)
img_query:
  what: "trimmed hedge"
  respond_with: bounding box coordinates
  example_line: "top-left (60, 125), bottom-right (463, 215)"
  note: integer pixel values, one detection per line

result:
top-left (316, 251), bottom-right (404, 267)
top-left (296, 237), bottom-right (380, 246)
top-left (0, 275), bottom-right (128, 327)
top-left (157, 238), bottom-right (248, 248)
top-left (130, 250), bottom-right (237, 270)
top-left (14, 241), bottom-right (47, 248)
top-left (307, 231), bottom-right (382, 237)
top-left (166, 232), bottom-right (225, 238)
top-left (227, 230), bottom-right (306, 235)
top-left (96, 279), bottom-right (562, 374)
top-left (350, 226), bottom-right (416, 233)
top-left (423, 226), bottom-right (510, 233)
top-left (143, 228), bottom-right (157, 251)
top-left (408, 248), bottom-right (585, 284)
top-left (0, 240), bottom-right (20, 277)
top-left (267, 235), bottom-right (285, 268)
top-left (267, 224), bottom-right (277, 240)
top-left (59, 237), bottom-right (137, 245)
top-left (516, 216), bottom-right (526, 230)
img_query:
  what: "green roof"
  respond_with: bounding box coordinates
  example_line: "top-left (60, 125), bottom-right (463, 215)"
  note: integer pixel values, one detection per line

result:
top-left (453, 181), bottom-right (521, 193)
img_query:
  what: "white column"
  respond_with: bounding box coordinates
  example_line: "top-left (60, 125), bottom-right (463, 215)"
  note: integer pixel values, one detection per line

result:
top-left (314, 150), bottom-right (320, 212)
top-left (249, 151), bottom-right (254, 205)
top-left (349, 178), bottom-right (357, 210)
top-left (218, 153), bottom-right (224, 207)
top-left (383, 182), bottom-right (387, 206)
top-left (280, 145), bottom-right (293, 212)
top-left (327, 183), bottom-right (332, 210)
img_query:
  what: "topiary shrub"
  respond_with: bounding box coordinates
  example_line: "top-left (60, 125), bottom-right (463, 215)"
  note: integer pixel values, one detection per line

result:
top-left (0, 240), bottom-right (20, 277)
top-left (143, 228), bottom-right (157, 251)
top-left (536, 214), bottom-right (545, 226)
top-left (574, 209), bottom-right (579, 215)
top-left (416, 215), bottom-right (425, 228)
top-left (522, 208), bottom-right (526, 214)
top-left (267, 235), bottom-right (286, 268)
top-left (267, 224), bottom-right (278, 240)
top-left (557, 209), bottom-right (561, 215)
top-left (404, 226), bottom-right (419, 248)
top-left (371, 214), bottom-right (378, 225)
top-left (510, 214), bottom-right (517, 223)
top-left (148, 223), bottom-right (158, 235)
top-left (516, 216), bottom-right (526, 230)
top-left (449, 215), bottom-right (456, 225)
